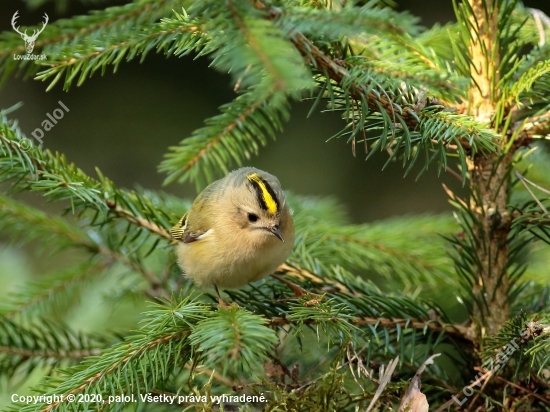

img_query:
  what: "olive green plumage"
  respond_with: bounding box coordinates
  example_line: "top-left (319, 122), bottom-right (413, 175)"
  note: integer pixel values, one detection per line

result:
top-left (171, 167), bottom-right (294, 289)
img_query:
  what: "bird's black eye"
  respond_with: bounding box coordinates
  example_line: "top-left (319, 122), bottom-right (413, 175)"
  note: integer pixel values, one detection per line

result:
top-left (248, 213), bottom-right (259, 222)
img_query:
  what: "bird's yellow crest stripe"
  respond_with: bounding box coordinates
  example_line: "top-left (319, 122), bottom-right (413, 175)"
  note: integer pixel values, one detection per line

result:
top-left (247, 173), bottom-right (279, 215)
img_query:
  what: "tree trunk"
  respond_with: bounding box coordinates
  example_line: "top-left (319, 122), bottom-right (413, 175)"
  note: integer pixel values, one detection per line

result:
top-left (467, 0), bottom-right (511, 338)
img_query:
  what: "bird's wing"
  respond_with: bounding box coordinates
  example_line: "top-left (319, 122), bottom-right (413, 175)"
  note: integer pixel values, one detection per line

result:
top-left (171, 179), bottom-right (220, 243)
top-left (171, 184), bottom-right (218, 244)
top-left (170, 214), bottom-right (188, 241)
top-left (170, 213), bottom-right (210, 244)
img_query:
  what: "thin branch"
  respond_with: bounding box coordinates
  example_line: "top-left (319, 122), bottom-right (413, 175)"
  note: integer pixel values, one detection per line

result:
top-left (515, 171), bottom-right (550, 197)
top-left (433, 370), bottom-right (494, 412)
top-left (445, 166), bottom-right (464, 182)
top-left (106, 201), bottom-right (171, 240)
top-left (493, 375), bottom-right (550, 404)
top-left (276, 263), bottom-right (474, 342)
top-left (0, 0), bottom-right (174, 57)
top-left (289, 32), bottom-right (424, 129)
top-left (515, 171), bottom-right (550, 217)
top-left (0, 345), bottom-right (101, 360)
top-left (42, 331), bottom-right (188, 412)
top-left (1, 138), bottom-right (169, 296)
top-left (513, 112), bottom-right (550, 146)
top-left (1, 138), bottom-right (171, 243)
top-left (177, 97), bottom-right (269, 175)
top-left (465, 369), bottom-right (492, 412)
top-left (277, 263), bottom-right (352, 294)
top-left (268, 315), bottom-right (474, 343)
top-left (228, 0), bottom-right (287, 91)
top-left (183, 365), bottom-right (236, 388)
top-left (98, 247), bottom-right (168, 299)
top-left (41, 24), bottom-right (200, 74)
top-left (366, 356), bottom-right (399, 412)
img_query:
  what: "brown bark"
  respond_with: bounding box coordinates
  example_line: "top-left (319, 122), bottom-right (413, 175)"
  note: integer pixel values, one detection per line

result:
top-left (470, 153), bottom-right (512, 337)
top-left (467, 0), bottom-right (511, 338)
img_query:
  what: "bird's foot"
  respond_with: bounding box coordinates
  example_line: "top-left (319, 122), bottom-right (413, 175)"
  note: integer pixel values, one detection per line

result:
top-left (215, 286), bottom-right (239, 309)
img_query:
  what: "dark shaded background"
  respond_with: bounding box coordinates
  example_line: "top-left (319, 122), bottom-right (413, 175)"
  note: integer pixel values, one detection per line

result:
top-left (0, 0), bottom-right (549, 224)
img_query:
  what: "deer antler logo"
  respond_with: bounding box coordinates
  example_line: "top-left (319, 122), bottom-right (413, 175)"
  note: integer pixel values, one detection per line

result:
top-left (11, 11), bottom-right (49, 54)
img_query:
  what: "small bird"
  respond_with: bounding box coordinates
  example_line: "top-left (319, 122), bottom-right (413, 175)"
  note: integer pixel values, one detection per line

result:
top-left (171, 167), bottom-right (295, 305)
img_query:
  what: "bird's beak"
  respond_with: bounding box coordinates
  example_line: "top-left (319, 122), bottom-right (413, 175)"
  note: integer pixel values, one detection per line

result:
top-left (266, 225), bottom-right (285, 242)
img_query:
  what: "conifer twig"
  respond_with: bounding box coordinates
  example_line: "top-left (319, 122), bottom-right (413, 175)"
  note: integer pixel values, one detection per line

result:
top-left (268, 316), bottom-right (473, 343)
top-left (516, 113), bottom-right (550, 143)
top-left (289, 32), bottom-right (423, 129)
top-left (41, 330), bottom-right (190, 412)
top-left (0, 0), bottom-right (176, 58)
top-left (0, 345), bottom-right (101, 360)
top-left (493, 375), bottom-right (550, 404)
top-left (277, 263), bottom-right (352, 294)
top-left (106, 201), bottom-right (171, 239)
top-left (515, 171), bottom-right (550, 217)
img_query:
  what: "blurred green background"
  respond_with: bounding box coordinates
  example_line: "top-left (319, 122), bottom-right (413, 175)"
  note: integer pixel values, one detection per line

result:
top-left (1, 0), bottom-right (550, 408)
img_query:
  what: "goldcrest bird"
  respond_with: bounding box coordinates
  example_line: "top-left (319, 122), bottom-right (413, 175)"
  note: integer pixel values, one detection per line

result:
top-left (170, 167), bottom-right (295, 303)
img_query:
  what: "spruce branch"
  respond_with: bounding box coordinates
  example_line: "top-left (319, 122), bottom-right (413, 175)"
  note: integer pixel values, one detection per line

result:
top-left (275, 3), bottom-right (420, 40)
top-left (497, 52), bottom-right (550, 138)
top-left (231, 261), bottom-right (474, 344)
top-left (0, 115), bottom-right (174, 296)
top-left (0, 114), bottom-right (175, 238)
top-left (287, 31), bottom-right (498, 180)
top-left (224, 0), bottom-right (311, 93)
top-left (0, 190), bottom-right (170, 298)
top-left (12, 298), bottom-right (207, 412)
top-left (35, 13), bottom-right (205, 91)
top-left (509, 59), bottom-right (550, 105)
top-left (342, 21), bottom-right (468, 105)
top-left (522, 113), bottom-right (550, 138)
top-left (0, 0), bottom-right (182, 84)
top-left (290, 31), bottom-right (422, 129)
top-left (160, 87), bottom-right (290, 187)
top-left (340, 54), bottom-right (463, 104)
top-left (23, 0), bottom-right (110, 14)
top-left (0, 193), bottom-right (167, 299)
top-left (286, 297), bottom-right (360, 342)
top-left (0, 345), bottom-right (100, 361)
top-left (268, 315), bottom-right (473, 343)
top-left (0, 263), bottom-right (107, 320)
top-left (277, 262), bottom-right (352, 295)
top-left (189, 306), bottom-right (278, 376)
top-left (173, 0), bottom-right (313, 99)
top-left (290, 197), bottom-right (457, 287)
top-left (0, 316), bottom-right (107, 380)
top-left (106, 201), bottom-right (171, 240)
top-left (0, 192), bottom-right (96, 251)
